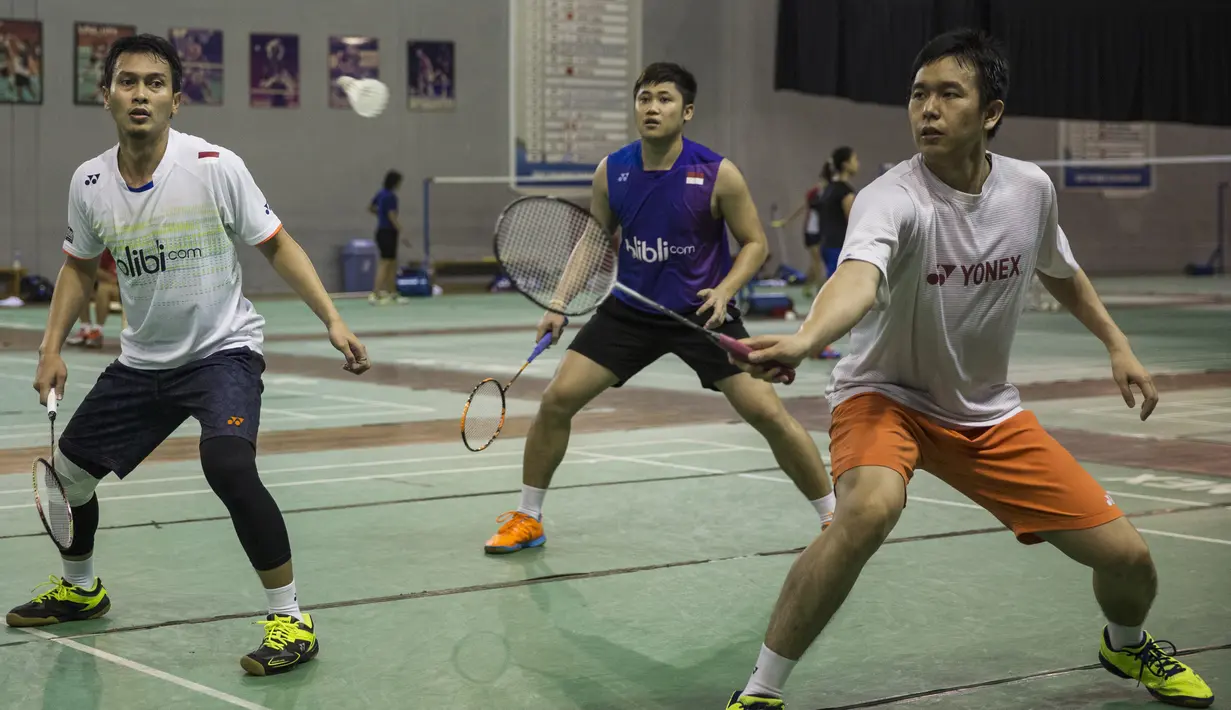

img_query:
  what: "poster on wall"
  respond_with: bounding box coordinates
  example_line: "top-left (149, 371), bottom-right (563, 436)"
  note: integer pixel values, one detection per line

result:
top-left (407, 40), bottom-right (455, 111)
top-left (74, 22), bottom-right (136, 105)
top-left (0, 19), bottom-right (43, 104)
top-left (250, 33), bottom-right (299, 108)
top-left (328, 35), bottom-right (379, 109)
top-left (170, 28), bottom-right (223, 106)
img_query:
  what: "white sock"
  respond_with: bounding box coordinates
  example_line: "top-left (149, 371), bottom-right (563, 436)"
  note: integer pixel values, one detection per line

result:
top-left (743, 644), bottom-right (797, 699)
top-left (517, 485), bottom-right (547, 520)
top-left (265, 581), bottom-right (302, 622)
top-left (61, 557), bottom-right (95, 590)
top-left (811, 492), bottom-right (836, 527)
top-left (1107, 622), bottom-right (1145, 650)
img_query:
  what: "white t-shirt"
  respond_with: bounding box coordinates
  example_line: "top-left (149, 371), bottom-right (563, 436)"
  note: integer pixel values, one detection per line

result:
top-left (62, 129), bottom-right (282, 370)
top-left (826, 152), bottom-right (1081, 427)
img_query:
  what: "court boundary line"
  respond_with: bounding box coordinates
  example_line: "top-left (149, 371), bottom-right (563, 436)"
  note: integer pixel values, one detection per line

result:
top-left (18, 628), bottom-right (271, 710)
top-left (32, 499), bottom-right (1228, 644)
top-left (814, 642), bottom-right (1231, 710)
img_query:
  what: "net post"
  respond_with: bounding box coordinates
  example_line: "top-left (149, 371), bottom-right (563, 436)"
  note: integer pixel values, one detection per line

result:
top-left (422, 177), bottom-right (432, 271)
top-left (1218, 181), bottom-right (1228, 275)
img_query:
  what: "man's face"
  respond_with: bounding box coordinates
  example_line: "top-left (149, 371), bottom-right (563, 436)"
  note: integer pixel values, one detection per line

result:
top-left (635, 81), bottom-right (692, 140)
top-left (908, 56), bottom-right (1001, 156)
top-left (104, 52), bottom-right (179, 138)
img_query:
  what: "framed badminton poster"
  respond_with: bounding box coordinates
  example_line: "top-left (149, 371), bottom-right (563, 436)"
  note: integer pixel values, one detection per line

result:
top-left (74, 22), bottom-right (135, 105)
top-left (250, 33), bottom-right (299, 108)
top-left (170, 28), bottom-right (223, 106)
top-left (0, 19), bottom-right (43, 104)
top-left (407, 40), bottom-right (455, 111)
top-left (329, 35), bottom-right (379, 109)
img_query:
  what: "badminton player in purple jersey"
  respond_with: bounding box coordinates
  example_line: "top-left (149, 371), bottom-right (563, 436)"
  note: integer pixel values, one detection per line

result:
top-left (484, 62), bottom-right (835, 555)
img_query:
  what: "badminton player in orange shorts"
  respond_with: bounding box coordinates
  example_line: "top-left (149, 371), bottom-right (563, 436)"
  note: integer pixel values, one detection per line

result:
top-left (722, 29), bottom-right (1213, 710)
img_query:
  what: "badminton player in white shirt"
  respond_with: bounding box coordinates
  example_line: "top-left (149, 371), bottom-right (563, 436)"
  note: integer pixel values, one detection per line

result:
top-left (723, 28), bottom-right (1212, 710)
top-left (8, 33), bottom-right (370, 677)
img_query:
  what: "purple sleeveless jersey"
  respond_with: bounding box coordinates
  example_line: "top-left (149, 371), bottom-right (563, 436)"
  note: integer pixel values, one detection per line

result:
top-left (605, 138), bottom-right (731, 314)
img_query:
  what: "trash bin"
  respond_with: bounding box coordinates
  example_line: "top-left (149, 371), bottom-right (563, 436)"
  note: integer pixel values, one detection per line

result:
top-left (340, 239), bottom-right (378, 293)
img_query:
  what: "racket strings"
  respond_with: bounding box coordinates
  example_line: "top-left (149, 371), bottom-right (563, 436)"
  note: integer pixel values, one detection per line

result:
top-left (495, 198), bottom-right (618, 315)
top-left (462, 379), bottom-right (507, 449)
top-left (34, 459), bottom-right (72, 548)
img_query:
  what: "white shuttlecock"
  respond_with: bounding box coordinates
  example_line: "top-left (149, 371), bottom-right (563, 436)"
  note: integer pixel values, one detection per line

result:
top-left (336, 76), bottom-right (389, 118)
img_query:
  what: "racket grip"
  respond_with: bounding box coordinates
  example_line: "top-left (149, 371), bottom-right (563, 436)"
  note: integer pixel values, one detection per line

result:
top-left (528, 317), bottom-right (569, 362)
top-left (717, 335), bottom-right (796, 385)
top-left (47, 388), bottom-right (57, 418)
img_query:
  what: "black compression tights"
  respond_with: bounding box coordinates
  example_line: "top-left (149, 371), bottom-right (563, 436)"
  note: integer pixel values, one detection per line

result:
top-left (200, 437), bottom-right (292, 571)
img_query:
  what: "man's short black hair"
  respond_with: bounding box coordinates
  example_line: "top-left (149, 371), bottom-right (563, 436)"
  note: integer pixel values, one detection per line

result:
top-left (383, 170), bottom-right (402, 190)
top-left (103, 33), bottom-right (183, 94)
top-left (634, 62), bottom-right (697, 106)
top-left (911, 28), bottom-right (1009, 138)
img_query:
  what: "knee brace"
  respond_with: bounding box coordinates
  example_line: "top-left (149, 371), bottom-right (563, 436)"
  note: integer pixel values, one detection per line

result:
top-left (54, 446), bottom-right (104, 507)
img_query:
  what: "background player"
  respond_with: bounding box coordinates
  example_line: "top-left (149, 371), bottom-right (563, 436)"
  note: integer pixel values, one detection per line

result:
top-left (7, 34), bottom-right (371, 677)
top-left (483, 62), bottom-right (835, 555)
top-left (723, 29), bottom-right (1212, 710)
top-left (367, 169), bottom-right (406, 304)
top-left (64, 248), bottom-right (119, 349)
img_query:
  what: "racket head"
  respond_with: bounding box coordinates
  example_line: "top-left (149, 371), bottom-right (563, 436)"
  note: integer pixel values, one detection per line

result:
top-left (32, 457), bottom-right (74, 550)
top-left (716, 334), bottom-right (797, 385)
top-left (493, 196), bottom-right (618, 317)
top-left (460, 378), bottom-right (508, 452)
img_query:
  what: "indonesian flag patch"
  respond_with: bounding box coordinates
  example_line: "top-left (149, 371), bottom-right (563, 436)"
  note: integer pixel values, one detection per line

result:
top-left (686, 170), bottom-right (704, 186)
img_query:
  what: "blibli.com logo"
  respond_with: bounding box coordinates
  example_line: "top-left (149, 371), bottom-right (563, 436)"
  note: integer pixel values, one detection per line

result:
top-left (623, 236), bottom-right (696, 263)
top-left (115, 241), bottom-right (204, 277)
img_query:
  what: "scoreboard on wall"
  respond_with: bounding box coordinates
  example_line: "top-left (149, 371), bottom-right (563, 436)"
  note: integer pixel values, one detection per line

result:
top-left (511, 0), bottom-right (642, 191)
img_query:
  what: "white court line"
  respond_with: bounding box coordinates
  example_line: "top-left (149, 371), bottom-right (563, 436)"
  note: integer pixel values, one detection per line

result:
top-left (0, 437), bottom-right (734, 490)
top-left (1136, 529), bottom-right (1231, 546)
top-left (20, 628), bottom-right (271, 709)
top-left (0, 445), bottom-right (747, 511)
top-left (701, 441), bottom-right (1223, 510)
top-left (739, 473), bottom-right (984, 510)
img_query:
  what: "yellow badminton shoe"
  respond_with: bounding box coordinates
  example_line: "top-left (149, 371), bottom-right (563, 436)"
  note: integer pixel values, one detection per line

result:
top-left (724, 691), bottom-right (785, 709)
top-left (1099, 627), bottom-right (1214, 708)
top-left (484, 511), bottom-right (546, 554)
top-left (241, 613), bottom-right (319, 676)
top-left (5, 575), bottom-right (111, 627)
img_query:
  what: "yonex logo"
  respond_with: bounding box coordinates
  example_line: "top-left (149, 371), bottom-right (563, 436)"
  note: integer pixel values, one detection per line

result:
top-left (624, 236), bottom-right (695, 263)
top-left (264, 203), bottom-right (271, 215)
top-left (227, 417), bottom-right (245, 426)
top-left (84, 174), bottom-right (100, 185)
top-left (925, 264), bottom-right (956, 285)
top-left (962, 255), bottom-right (1022, 286)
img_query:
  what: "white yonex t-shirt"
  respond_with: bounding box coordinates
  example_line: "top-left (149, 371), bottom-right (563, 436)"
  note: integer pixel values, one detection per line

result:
top-left (826, 152), bottom-right (1081, 427)
top-left (62, 129), bottom-right (283, 370)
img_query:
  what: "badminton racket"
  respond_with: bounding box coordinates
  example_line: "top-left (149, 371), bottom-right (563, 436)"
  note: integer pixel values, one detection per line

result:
top-left (461, 321), bottom-right (567, 452)
top-left (33, 387), bottom-right (73, 551)
top-left (492, 196), bottom-right (796, 384)
top-left (336, 76), bottom-right (389, 118)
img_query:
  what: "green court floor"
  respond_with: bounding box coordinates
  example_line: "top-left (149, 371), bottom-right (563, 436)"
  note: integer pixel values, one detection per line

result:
top-left (0, 276), bottom-right (1228, 709)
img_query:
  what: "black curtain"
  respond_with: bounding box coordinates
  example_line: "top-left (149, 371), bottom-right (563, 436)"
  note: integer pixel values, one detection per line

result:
top-left (775, 0), bottom-right (1231, 127)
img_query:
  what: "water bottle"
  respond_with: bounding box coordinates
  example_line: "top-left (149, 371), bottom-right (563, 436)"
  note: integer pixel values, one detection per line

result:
top-left (12, 250), bottom-right (20, 270)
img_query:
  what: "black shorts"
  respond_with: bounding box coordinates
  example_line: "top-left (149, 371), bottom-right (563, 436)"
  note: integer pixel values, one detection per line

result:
top-left (58, 347), bottom-right (265, 479)
top-left (568, 296), bottom-right (749, 391)
top-left (804, 231), bottom-right (822, 248)
top-left (375, 227), bottom-right (398, 260)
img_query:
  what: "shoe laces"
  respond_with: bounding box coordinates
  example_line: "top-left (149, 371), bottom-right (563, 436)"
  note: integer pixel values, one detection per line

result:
top-left (30, 575), bottom-right (74, 603)
top-left (256, 616), bottom-right (299, 651)
top-left (1130, 638), bottom-right (1185, 683)
top-left (495, 511), bottom-right (537, 535)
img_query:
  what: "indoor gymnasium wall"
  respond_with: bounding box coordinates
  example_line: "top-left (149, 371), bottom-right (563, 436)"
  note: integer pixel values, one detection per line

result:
top-left (3, 0), bottom-right (1229, 294)
top-left (646, 0), bottom-right (1231, 278)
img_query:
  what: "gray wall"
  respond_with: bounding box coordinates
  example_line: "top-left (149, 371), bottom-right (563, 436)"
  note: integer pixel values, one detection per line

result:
top-left (3, 0), bottom-right (1231, 294)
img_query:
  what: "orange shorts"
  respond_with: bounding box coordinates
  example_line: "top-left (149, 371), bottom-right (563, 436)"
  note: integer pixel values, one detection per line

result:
top-left (828, 392), bottom-right (1124, 544)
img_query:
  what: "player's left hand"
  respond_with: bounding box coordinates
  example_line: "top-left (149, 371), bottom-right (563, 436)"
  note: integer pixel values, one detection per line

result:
top-left (1109, 345), bottom-right (1157, 421)
top-left (329, 322), bottom-right (371, 375)
top-left (696, 286), bottom-right (734, 329)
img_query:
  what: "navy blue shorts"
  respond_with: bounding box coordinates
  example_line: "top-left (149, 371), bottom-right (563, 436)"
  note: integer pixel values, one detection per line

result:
top-left (58, 347), bottom-right (265, 479)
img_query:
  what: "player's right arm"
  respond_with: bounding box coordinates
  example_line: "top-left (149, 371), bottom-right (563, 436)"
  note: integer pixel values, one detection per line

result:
top-left (36, 171), bottom-right (105, 404)
top-left (537, 158), bottom-right (616, 343)
top-left (737, 184), bottom-right (915, 380)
